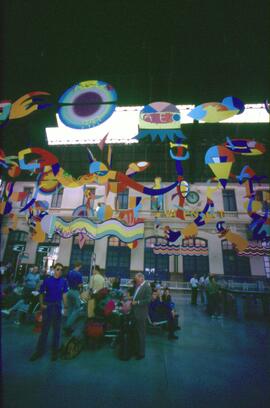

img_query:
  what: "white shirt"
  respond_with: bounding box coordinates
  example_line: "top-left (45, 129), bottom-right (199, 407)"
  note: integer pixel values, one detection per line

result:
top-left (190, 277), bottom-right (199, 288)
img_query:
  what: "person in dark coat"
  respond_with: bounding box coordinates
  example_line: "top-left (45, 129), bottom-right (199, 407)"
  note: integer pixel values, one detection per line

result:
top-left (131, 272), bottom-right (152, 360)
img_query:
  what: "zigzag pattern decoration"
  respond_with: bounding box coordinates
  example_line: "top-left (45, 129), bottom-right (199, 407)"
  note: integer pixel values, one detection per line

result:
top-left (237, 242), bottom-right (270, 256)
top-left (153, 244), bottom-right (209, 256)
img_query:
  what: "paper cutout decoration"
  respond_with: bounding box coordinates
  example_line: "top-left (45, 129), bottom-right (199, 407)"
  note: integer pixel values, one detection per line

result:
top-left (153, 244), bottom-right (209, 256)
top-left (135, 102), bottom-right (183, 141)
top-left (58, 80), bottom-right (117, 129)
top-left (237, 242), bottom-right (270, 256)
top-left (169, 140), bottom-right (189, 161)
top-left (179, 180), bottom-right (190, 198)
top-left (41, 215), bottom-right (144, 243)
top-left (216, 221), bottom-right (248, 251)
top-left (96, 204), bottom-right (113, 221)
top-left (0, 149), bottom-right (18, 171)
top-left (125, 162), bottom-right (150, 177)
top-left (188, 96), bottom-right (244, 122)
top-left (224, 137), bottom-right (266, 155)
top-left (127, 240), bottom-right (138, 249)
top-left (264, 99), bottom-right (270, 114)
top-left (205, 146), bottom-right (235, 188)
top-left (186, 191), bottom-right (200, 205)
top-left (246, 196), bottom-right (270, 242)
top-left (0, 92), bottom-right (51, 127)
top-left (119, 197), bottom-right (143, 225)
top-left (78, 233), bottom-right (87, 249)
top-left (164, 226), bottom-right (181, 243)
top-left (0, 101), bottom-right (12, 127)
top-left (18, 147), bottom-right (60, 176)
top-left (98, 133), bottom-right (109, 151)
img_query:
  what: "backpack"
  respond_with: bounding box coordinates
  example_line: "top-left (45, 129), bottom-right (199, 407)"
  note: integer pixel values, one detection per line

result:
top-left (60, 336), bottom-right (84, 360)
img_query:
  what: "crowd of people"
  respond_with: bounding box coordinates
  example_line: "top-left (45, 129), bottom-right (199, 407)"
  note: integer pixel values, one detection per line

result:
top-left (189, 273), bottom-right (223, 318)
top-left (1, 262), bottom-right (184, 362)
top-left (2, 259), bottom-right (225, 362)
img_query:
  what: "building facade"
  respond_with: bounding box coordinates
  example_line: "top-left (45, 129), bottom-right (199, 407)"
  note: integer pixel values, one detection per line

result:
top-left (1, 179), bottom-right (269, 281)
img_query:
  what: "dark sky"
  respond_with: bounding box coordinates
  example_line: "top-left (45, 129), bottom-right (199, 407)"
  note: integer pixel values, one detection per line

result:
top-left (1, 0), bottom-right (270, 171)
top-left (2, 0), bottom-right (270, 105)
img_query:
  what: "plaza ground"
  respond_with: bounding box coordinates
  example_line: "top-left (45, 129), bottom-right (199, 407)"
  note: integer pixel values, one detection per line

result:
top-left (2, 293), bottom-right (270, 408)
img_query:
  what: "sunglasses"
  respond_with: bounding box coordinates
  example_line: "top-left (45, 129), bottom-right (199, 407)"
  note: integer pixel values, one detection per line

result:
top-left (55, 267), bottom-right (63, 271)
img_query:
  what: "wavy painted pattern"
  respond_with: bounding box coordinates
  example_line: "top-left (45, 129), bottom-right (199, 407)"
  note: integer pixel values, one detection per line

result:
top-left (153, 244), bottom-right (209, 256)
top-left (237, 243), bottom-right (270, 256)
top-left (54, 217), bottom-right (144, 242)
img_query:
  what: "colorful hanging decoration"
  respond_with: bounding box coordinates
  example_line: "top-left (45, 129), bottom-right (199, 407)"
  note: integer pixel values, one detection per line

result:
top-left (205, 145), bottom-right (235, 188)
top-left (0, 92), bottom-right (51, 127)
top-left (58, 80), bottom-right (117, 129)
top-left (41, 216), bottom-right (144, 243)
top-left (237, 242), bottom-right (270, 256)
top-left (164, 226), bottom-right (181, 243)
top-left (216, 221), bottom-right (248, 251)
top-left (135, 102), bottom-right (182, 141)
top-left (153, 244), bottom-right (209, 256)
top-left (0, 80), bottom-right (117, 129)
top-left (224, 137), bottom-right (265, 155)
top-left (188, 96), bottom-right (245, 123)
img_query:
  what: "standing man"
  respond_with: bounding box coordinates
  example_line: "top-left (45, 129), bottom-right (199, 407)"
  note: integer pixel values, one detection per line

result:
top-left (132, 272), bottom-right (152, 360)
top-left (64, 261), bottom-right (83, 336)
top-left (30, 263), bottom-right (68, 362)
top-left (190, 273), bottom-right (199, 306)
top-left (88, 265), bottom-right (105, 318)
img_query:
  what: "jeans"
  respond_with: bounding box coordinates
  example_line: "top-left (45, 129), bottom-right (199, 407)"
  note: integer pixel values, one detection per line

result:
top-left (36, 303), bottom-right (62, 353)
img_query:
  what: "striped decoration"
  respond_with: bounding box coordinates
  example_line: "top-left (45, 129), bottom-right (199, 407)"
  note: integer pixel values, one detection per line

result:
top-left (237, 242), bottom-right (270, 256)
top-left (153, 244), bottom-right (209, 256)
top-left (53, 217), bottom-right (144, 243)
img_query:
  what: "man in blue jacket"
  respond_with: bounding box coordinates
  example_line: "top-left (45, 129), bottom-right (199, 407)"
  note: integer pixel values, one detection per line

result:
top-left (30, 263), bottom-right (68, 362)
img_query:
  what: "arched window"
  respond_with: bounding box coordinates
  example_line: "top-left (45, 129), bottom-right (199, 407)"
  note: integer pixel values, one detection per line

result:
top-left (182, 237), bottom-right (209, 281)
top-left (144, 236), bottom-right (169, 281)
top-left (69, 236), bottom-right (95, 276)
top-left (106, 237), bottom-right (131, 278)
top-left (222, 240), bottom-right (251, 277)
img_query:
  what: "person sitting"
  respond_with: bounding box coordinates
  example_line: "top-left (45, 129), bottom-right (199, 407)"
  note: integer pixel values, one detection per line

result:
top-left (2, 266), bottom-right (41, 321)
top-left (148, 290), bottom-right (178, 340)
top-left (161, 287), bottom-right (175, 309)
top-left (23, 266), bottom-right (41, 314)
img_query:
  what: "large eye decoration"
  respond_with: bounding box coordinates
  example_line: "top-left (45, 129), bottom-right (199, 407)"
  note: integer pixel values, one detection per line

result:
top-left (58, 80), bottom-right (117, 129)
